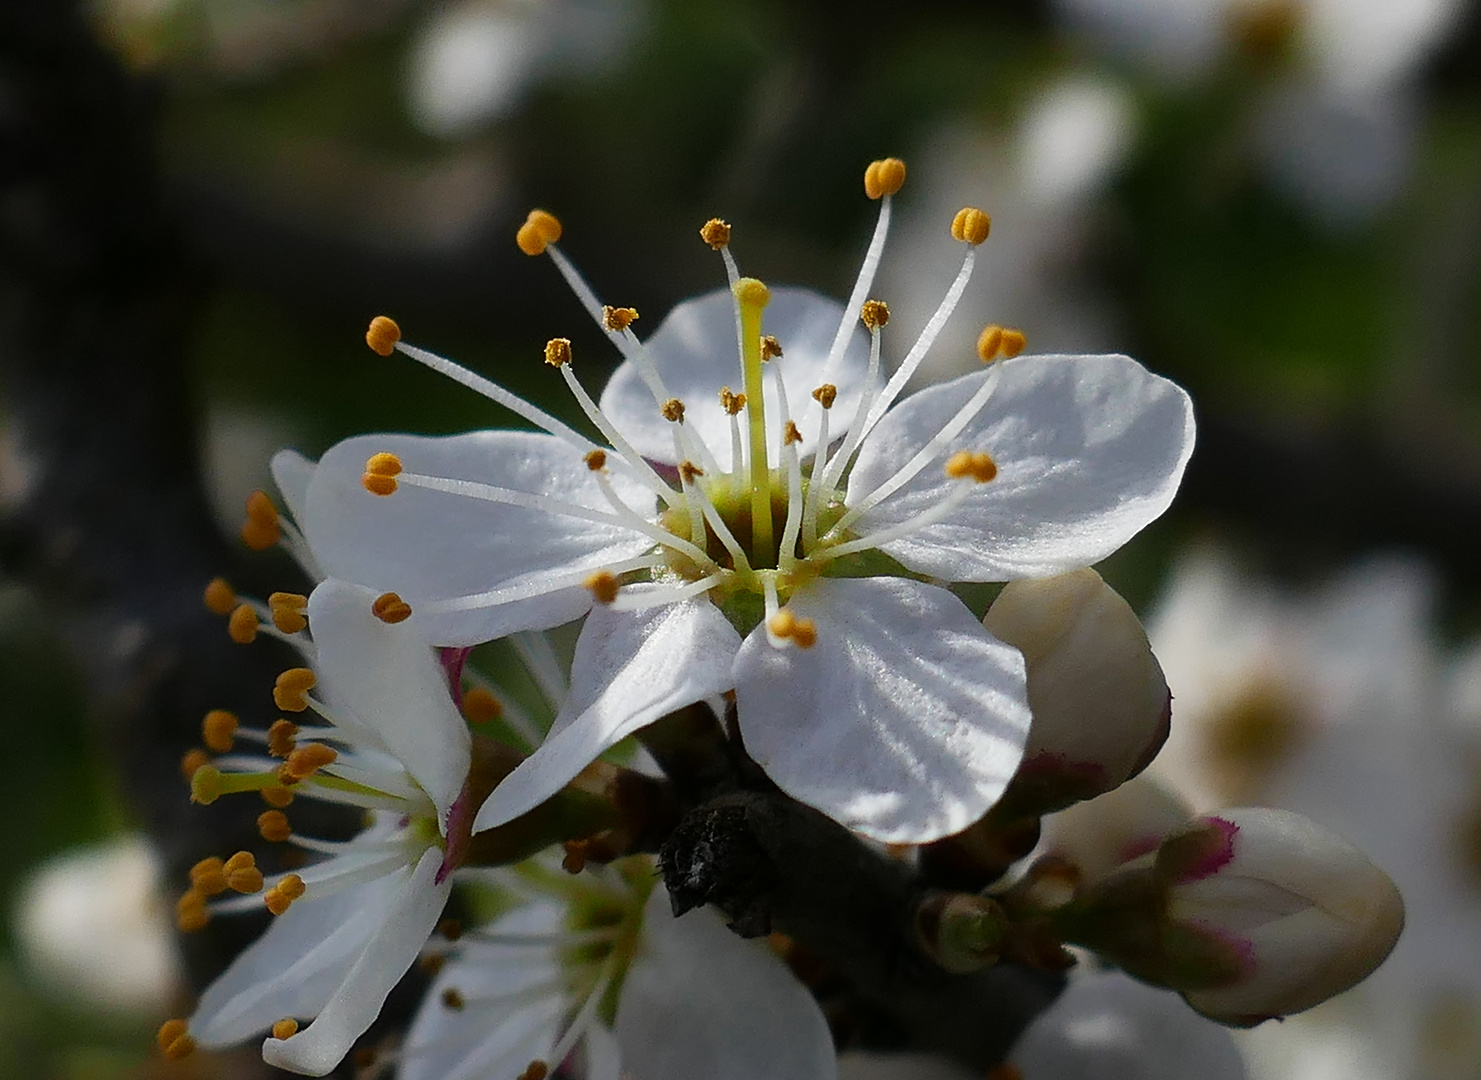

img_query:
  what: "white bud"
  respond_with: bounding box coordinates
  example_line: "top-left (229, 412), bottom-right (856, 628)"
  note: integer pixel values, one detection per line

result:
top-left (985, 569), bottom-right (1170, 812)
top-left (1164, 807), bottom-right (1405, 1025)
top-left (1040, 774), bottom-right (1193, 885)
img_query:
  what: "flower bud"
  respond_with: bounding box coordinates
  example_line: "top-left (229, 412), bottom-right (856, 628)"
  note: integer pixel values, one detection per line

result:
top-left (984, 569), bottom-right (1171, 816)
top-left (1039, 774), bottom-right (1192, 886)
top-left (1163, 807), bottom-right (1404, 1026)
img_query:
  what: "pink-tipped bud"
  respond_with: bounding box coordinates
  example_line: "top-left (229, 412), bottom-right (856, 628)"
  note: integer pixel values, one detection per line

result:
top-left (1039, 774), bottom-right (1193, 885)
top-left (1164, 807), bottom-right (1405, 1026)
top-left (984, 569), bottom-right (1171, 815)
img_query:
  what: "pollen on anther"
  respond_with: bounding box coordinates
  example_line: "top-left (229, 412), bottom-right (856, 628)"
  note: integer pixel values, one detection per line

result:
top-left (462, 686), bottom-right (503, 724)
top-left (438, 918), bottom-right (463, 941)
top-left (225, 851), bottom-right (264, 894)
top-left (267, 719), bottom-right (299, 757)
top-left (783, 421), bottom-right (803, 446)
top-left (719, 387), bottom-right (747, 415)
top-left (279, 743), bottom-right (338, 783)
top-left (519, 1060), bottom-right (550, 1080)
top-left (944, 449), bottom-right (998, 483)
top-left (228, 604), bottom-right (259, 644)
top-left (584, 449), bottom-right (607, 472)
top-left (562, 839), bottom-right (590, 874)
top-left (363, 452), bottom-right (403, 496)
top-left (258, 810), bottom-right (292, 842)
top-left (190, 857), bottom-right (229, 896)
top-left (864, 157), bottom-right (907, 200)
top-left (602, 305), bottom-right (639, 332)
top-left (812, 384), bottom-right (838, 409)
top-left (585, 570), bottom-right (620, 605)
top-left (203, 577), bottom-right (237, 615)
top-left (274, 667), bottom-right (317, 712)
top-left (180, 748), bottom-right (210, 781)
top-left (176, 889), bottom-right (208, 933)
top-left (242, 491), bottom-right (281, 550)
top-left (861, 299), bottom-right (890, 330)
top-left (950, 207), bottom-right (992, 246)
top-left (768, 608), bottom-right (818, 648)
top-left (516, 209), bottom-right (563, 256)
top-left (261, 784), bottom-right (294, 808)
top-left (366, 315), bottom-right (401, 356)
top-left (272, 1018), bottom-right (299, 1041)
top-left (544, 337), bottom-right (572, 367)
top-left (761, 335), bottom-right (783, 360)
top-left (976, 324), bottom-right (1026, 363)
top-left (157, 1019), bottom-right (196, 1061)
top-left (792, 618), bottom-right (818, 649)
top-left (678, 460), bottom-right (705, 484)
top-left (661, 398), bottom-right (686, 423)
top-left (441, 987), bottom-right (466, 1011)
top-left (202, 709), bottom-right (239, 753)
top-left (700, 218), bottom-right (731, 249)
top-left (269, 592), bottom-right (309, 634)
top-left (264, 874), bottom-right (306, 915)
top-left (372, 591), bottom-right (413, 624)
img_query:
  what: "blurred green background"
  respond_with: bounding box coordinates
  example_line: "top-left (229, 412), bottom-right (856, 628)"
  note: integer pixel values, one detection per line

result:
top-left (2, 0), bottom-right (1479, 1075)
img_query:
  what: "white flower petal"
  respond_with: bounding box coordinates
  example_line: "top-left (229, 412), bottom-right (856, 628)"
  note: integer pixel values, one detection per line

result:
top-left (734, 576), bottom-right (1031, 843)
top-left (303, 431), bottom-right (653, 644)
top-left (599, 286), bottom-right (872, 470)
top-left (847, 354), bottom-right (1195, 581)
top-left (614, 887), bottom-right (837, 1080)
top-left (473, 595), bottom-right (740, 831)
top-left (190, 873), bottom-right (401, 1048)
top-left (308, 579), bottom-right (471, 818)
top-left (262, 848), bottom-right (451, 1076)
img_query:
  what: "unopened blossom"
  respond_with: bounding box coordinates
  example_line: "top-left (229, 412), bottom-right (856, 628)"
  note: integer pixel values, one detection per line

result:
top-left (292, 159), bottom-right (1195, 844)
top-left (1038, 773), bottom-right (1193, 885)
top-left (159, 578), bottom-right (471, 1076)
top-left (984, 568), bottom-right (1171, 815)
top-left (401, 857), bottom-right (836, 1080)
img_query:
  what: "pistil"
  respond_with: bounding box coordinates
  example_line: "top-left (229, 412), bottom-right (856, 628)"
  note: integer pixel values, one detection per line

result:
top-left (735, 277), bottom-right (774, 566)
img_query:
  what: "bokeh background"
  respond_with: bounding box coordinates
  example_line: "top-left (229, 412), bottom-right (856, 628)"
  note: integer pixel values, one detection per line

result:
top-left (2, 0), bottom-right (1480, 1076)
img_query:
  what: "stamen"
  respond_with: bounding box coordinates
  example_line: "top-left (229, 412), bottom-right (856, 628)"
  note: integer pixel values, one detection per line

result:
top-left (608, 572), bottom-right (726, 611)
top-left (441, 987), bottom-right (466, 1010)
top-left (544, 337), bottom-right (572, 367)
top-left (767, 608), bottom-right (818, 649)
top-left (258, 810), bottom-right (292, 842)
top-left (264, 873), bottom-right (306, 915)
top-left (584, 571), bottom-right (621, 605)
top-left (661, 398), bottom-right (686, 423)
top-left (700, 218), bottom-right (731, 249)
top-left (278, 743), bottom-right (339, 784)
top-left (176, 889), bottom-right (208, 932)
top-left (554, 354), bottom-right (678, 503)
top-left (519, 1061), bottom-right (549, 1080)
top-left (225, 851), bottom-right (265, 893)
top-left (864, 157), bottom-right (907, 199)
top-left (363, 451), bottom-right (403, 496)
top-left (812, 384), bottom-right (837, 409)
top-left (516, 209), bottom-right (563, 256)
top-left (438, 918), bottom-right (464, 941)
top-left (417, 554), bottom-right (672, 616)
top-left (366, 315), bottom-right (401, 357)
top-left (190, 857), bottom-right (228, 895)
top-left (761, 335), bottom-right (783, 361)
top-left (977, 324), bottom-right (1026, 363)
top-left (157, 1019), bottom-right (196, 1060)
top-left (602, 306), bottom-right (639, 333)
top-left (801, 389), bottom-right (833, 549)
top-left (267, 719), bottom-right (299, 757)
top-left (950, 207), bottom-right (992, 246)
top-left (677, 462), bottom-right (707, 546)
top-left (272, 1019), bottom-right (299, 1040)
top-left (269, 591), bottom-right (309, 634)
top-left (241, 491), bottom-right (281, 551)
top-left (274, 668), bottom-right (317, 712)
top-left (462, 686), bottom-right (503, 724)
top-left (943, 449), bottom-right (998, 483)
top-left (228, 603), bottom-right (259, 644)
top-left (180, 748), bottom-right (210, 781)
top-left (783, 422), bottom-right (802, 445)
top-left (815, 305), bottom-right (887, 506)
top-left (817, 479), bottom-right (980, 562)
top-left (562, 839), bottom-right (590, 873)
top-left (203, 577), bottom-right (237, 615)
top-left (371, 591), bottom-right (413, 624)
top-left (860, 299), bottom-right (890, 329)
top-left (202, 710), bottom-right (239, 753)
top-left (261, 785), bottom-right (294, 808)
top-left (584, 449), bottom-right (607, 471)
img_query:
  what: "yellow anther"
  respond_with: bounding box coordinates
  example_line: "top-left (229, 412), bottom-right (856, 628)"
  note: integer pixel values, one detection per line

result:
top-left (602, 306), bottom-right (639, 332)
top-left (950, 207), bottom-right (991, 246)
top-left (267, 718), bottom-right (299, 757)
top-left (719, 387), bottom-right (747, 415)
top-left (544, 337), bottom-right (572, 367)
top-left (272, 1018), bottom-right (299, 1041)
top-left (442, 987), bottom-right (466, 1010)
top-left (864, 157), bottom-right (907, 200)
top-left (678, 460), bottom-right (705, 484)
top-left (783, 421), bottom-right (803, 446)
top-left (761, 335), bottom-right (783, 361)
top-left (279, 743), bottom-right (338, 784)
top-left (175, 889), bottom-right (208, 933)
top-left (420, 954), bottom-right (448, 976)
top-left (180, 748), bottom-right (210, 781)
top-left (515, 209), bottom-right (563, 256)
top-left (768, 608), bottom-right (818, 648)
top-left (273, 667), bottom-right (317, 712)
top-left (812, 384), bottom-right (838, 409)
top-left (562, 839), bottom-right (589, 874)
top-left (861, 299), bottom-right (890, 330)
top-left (242, 490), bottom-right (281, 551)
top-left (943, 449), bottom-right (998, 483)
top-left (157, 1019), bottom-right (196, 1060)
top-left (363, 451), bottom-right (403, 496)
top-left (519, 1059), bottom-right (550, 1080)
top-left (190, 857), bottom-right (228, 896)
top-left (734, 277), bottom-right (771, 309)
top-left (366, 315), bottom-right (401, 357)
top-left (228, 603), bottom-right (259, 644)
top-left (791, 618), bottom-right (818, 649)
top-left (462, 686), bottom-right (503, 724)
top-left (261, 784), bottom-right (294, 808)
top-left (202, 709), bottom-right (239, 753)
top-left (661, 398), bottom-right (686, 423)
top-left (190, 765), bottom-right (224, 805)
top-left (203, 577), bottom-right (237, 616)
top-left (583, 449), bottom-right (607, 472)
top-left (584, 570), bottom-right (620, 605)
top-left (768, 608), bottom-right (797, 638)
top-left (225, 851), bottom-right (264, 894)
top-left (353, 1048), bottom-right (379, 1070)
top-left (700, 218), bottom-right (731, 249)
top-left (258, 809), bottom-right (292, 842)
top-left (269, 591), bottom-right (309, 634)
top-left (264, 874), bottom-right (305, 915)
top-left (438, 918), bottom-right (464, 941)
top-left (976, 324), bottom-right (1026, 362)
top-left (371, 591), bottom-right (413, 624)
top-left (363, 473), bottom-right (397, 496)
